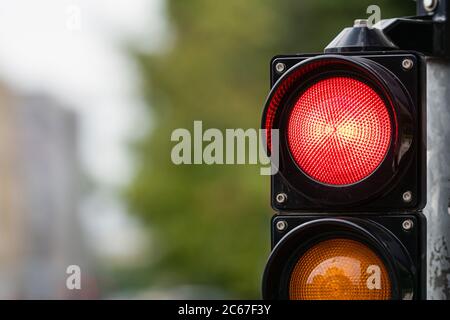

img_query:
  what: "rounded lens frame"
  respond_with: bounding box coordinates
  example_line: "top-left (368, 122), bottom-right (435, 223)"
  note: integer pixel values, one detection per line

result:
top-left (262, 218), bottom-right (416, 300)
top-left (262, 55), bottom-right (415, 206)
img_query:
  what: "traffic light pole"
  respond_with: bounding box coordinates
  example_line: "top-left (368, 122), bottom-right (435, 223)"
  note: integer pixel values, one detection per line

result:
top-left (382, 1), bottom-right (450, 299)
top-left (381, 1), bottom-right (450, 300)
top-left (425, 59), bottom-right (450, 299)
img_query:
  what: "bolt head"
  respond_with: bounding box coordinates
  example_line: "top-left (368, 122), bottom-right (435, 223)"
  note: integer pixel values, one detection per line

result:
top-left (275, 62), bottom-right (286, 74)
top-left (402, 58), bottom-right (414, 70)
top-left (423, 0), bottom-right (438, 12)
top-left (402, 219), bottom-right (414, 231)
top-left (276, 220), bottom-right (288, 232)
top-left (402, 191), bottom-right (413, 203)
top-left (354, 19), bottom-right (368, 28)
top-left (275, 193), bottom-right (287, 204)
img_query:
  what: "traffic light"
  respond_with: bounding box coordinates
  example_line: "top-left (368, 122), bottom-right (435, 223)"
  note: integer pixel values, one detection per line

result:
top-left (261, 30), bottom-right (427, 299)
top-left (263, 214), bottom-right (426, 300)
top-left (263, 53), bottom-right (426, 211)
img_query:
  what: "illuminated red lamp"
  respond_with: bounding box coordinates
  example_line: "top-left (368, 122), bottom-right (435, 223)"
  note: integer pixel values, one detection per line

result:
top-left (287, 76), bottom-right (392, 186)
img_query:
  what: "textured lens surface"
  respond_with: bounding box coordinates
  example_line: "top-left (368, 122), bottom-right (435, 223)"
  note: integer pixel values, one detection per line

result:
top-left (287, 76), bottom-right (392, 185)
top-left (289, 238), bottom-right (391, 300)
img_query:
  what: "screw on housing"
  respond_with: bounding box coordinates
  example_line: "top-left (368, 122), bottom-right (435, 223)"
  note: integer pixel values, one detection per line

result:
top-left (402, 58), bottom-right (414, 70)
top-left (402, 219), bottom-right (414, 231)
top-left (403, 191), bottom-right (413, 203)
top-left (275, 220), bottom-right (288, 232)
top-left (423, 0), bottom-right (439, 12)
top-left (275, 62), bottom-right (286, 74)
top-left (275, 193), bottom-right (287, 204)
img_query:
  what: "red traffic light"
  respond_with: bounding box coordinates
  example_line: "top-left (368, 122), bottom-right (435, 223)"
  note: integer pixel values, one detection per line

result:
top-left (287, 76), bottom-right (393, 186)
top-left (262, 54), bottom-right (424, 209)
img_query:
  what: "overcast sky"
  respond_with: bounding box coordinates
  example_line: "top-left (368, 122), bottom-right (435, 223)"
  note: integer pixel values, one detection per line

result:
top-left (0, 0), bottom-right (167, 186)
top-left (0, 0), bottom-right (168, 259)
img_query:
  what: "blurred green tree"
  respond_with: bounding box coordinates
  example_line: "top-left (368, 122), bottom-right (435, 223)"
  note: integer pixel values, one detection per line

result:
top-left (125, 0), bottom-right (414, 298)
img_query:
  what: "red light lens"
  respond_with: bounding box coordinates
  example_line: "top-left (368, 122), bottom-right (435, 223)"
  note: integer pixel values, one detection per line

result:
top-left (287, 76), bottom-right (392, 185)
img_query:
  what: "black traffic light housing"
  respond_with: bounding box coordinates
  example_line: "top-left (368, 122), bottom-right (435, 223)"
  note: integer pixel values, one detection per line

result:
top-left (263, 214), bottom-right (427, 300)
top-left (258, 0), bottom-right (450, 300)
top-left (265, 52), bottom-right (427, 213)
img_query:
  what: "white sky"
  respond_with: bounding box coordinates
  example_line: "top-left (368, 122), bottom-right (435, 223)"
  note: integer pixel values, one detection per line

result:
top-left (0, 0), bottom-right (167, 186)
top-left (0, 0), bottom-right (168, 259)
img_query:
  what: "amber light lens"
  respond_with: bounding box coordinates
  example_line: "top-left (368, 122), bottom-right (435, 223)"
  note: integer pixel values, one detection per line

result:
top-left (289, 238), bottom-right (391, 300)
top-left (287, 76), bottom-right (392, 186)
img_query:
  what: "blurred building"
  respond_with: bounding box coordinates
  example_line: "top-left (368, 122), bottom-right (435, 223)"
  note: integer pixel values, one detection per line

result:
top-left (0, 83), bottom-right (96, 299)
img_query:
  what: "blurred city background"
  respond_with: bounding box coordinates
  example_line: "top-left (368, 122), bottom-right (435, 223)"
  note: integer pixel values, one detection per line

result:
top-left (0, 0), bottom-right (413, 299)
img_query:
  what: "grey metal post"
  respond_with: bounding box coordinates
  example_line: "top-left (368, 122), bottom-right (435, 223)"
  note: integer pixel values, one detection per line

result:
top-left (424, 58), bottom-right (450, 299)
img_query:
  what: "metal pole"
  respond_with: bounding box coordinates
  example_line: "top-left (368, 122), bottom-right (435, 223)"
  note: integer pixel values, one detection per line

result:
top-left (424, 58), bottom-right (450, 299)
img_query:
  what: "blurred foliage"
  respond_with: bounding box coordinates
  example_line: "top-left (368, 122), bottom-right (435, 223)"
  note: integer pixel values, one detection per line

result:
top-left (125, 0), bottom-right (414, 298)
